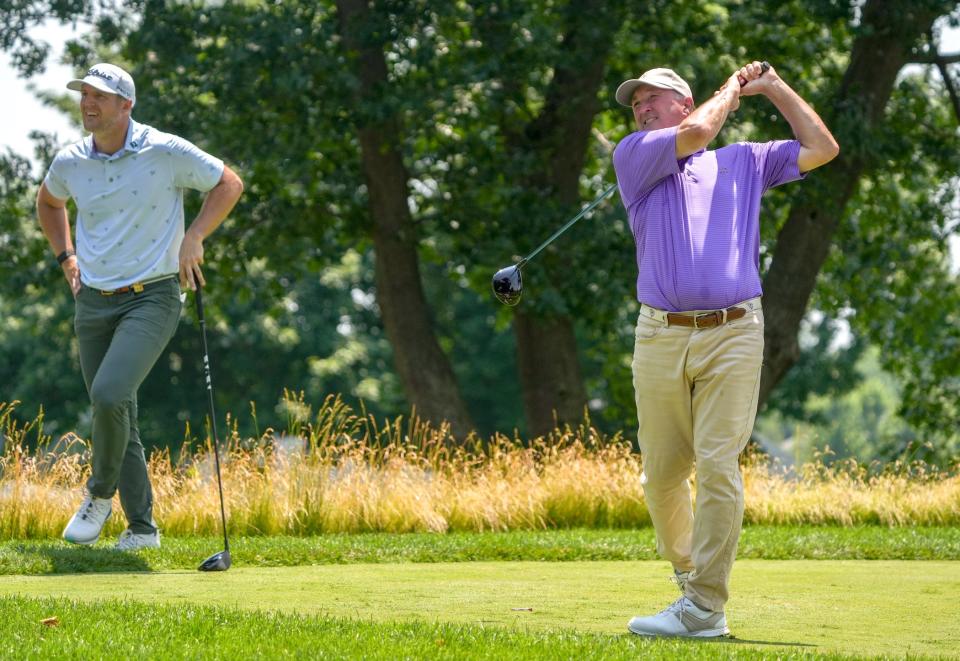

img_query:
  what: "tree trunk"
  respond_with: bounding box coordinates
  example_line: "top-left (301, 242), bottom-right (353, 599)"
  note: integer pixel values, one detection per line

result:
top-left (503, 0), bottom-right (626, 436)
top-left (336, 0), bottom-right (474, 437)
top-left (514, 310), bottom-right (588, 437)
top-left (759, 0), bottom-right (948, 406)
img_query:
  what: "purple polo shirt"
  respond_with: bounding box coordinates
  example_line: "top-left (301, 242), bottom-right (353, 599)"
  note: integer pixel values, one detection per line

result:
top-left (613, 126), bottom-right (804, 311)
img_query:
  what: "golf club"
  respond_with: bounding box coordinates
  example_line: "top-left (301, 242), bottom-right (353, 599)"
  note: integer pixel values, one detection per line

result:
top-left (195, 283), bottom-right (231, 572)
top-left (492, 62), bottom-right (770, 306)
top-left (492, 183), bottom-right (619, 305)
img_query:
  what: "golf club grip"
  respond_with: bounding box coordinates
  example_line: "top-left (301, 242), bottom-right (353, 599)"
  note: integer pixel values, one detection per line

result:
top-left (739, 61), bottom-right (770, 87)
top-left (195, 287), bottom-right (214, 399)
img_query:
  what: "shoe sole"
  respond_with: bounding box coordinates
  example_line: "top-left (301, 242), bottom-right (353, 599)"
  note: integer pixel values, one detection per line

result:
top-left (63, 534), bottom-right (100, 545)
top-left (628, 627), bottom-right (730, 638)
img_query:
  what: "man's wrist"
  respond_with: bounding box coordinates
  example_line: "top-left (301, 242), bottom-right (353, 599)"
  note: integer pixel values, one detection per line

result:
top-left (713, 84), bottom-right (737, 104)
top-left (56, 249), bottom-right (76, 265)
top-left (184, 228), bottom-right (205, 243)
top-left (761, 77), bottom-right (788, 101)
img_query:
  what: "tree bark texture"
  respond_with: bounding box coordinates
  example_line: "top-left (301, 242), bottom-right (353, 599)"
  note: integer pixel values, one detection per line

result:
top-left (513, 310), bottom-right (588, 438)
top-left (759, 0), bottom-right (949, 406)
top-left (336, 0), bottom-right (474, 438)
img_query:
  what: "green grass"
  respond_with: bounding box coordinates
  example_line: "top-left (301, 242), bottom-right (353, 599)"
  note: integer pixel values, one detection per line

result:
top-left (0, 596), bottom-right (876, 661)
top-left (1, 525), bottom-right (958, 575)
top-left (3, 560), bottom-right (958, 658)
top-left (3, 528), bottom-right (958, 658)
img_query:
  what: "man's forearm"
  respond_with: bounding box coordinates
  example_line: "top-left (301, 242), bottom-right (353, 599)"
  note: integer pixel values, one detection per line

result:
top-left (185, 169), bottom-right (244, 241)
top-left (37, 201), bottom-right (73, 255)
top-left (764, 79), bottom-right (836, 156)
top-left (675, 84), bottom-right (739, 157)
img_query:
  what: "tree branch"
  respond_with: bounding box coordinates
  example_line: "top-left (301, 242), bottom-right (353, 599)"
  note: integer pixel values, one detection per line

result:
top-left (935, 58), bottom-right (960, 124)
top-left (911, 51), bottom-right (960, 64)
top-left (923, 32), bottom-right (960, 126)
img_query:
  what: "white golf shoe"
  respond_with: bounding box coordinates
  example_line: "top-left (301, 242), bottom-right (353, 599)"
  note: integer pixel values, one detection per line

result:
top-left (627, 596), bottom-right (730, 638)
top-left (115, 528), bottom-right (161, 551)
top-left (62, 493), bottom-right (112, 545)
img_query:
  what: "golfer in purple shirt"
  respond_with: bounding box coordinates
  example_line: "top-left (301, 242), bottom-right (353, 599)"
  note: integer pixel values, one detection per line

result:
top-left (612, 61), bottom-right (838, 638)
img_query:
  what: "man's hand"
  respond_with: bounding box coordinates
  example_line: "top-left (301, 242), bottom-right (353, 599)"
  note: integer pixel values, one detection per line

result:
top-left (62, 255), bottom-right (81, 298)
top-left (179, 230), bottom-right (206, 290)
top-left (738, 61), bottom-right (777, 97)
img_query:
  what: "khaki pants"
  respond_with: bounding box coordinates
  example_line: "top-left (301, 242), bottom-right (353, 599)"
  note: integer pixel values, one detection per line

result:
top-left (632, 300), bottom-right (764, 612)
top-left (74, 277), bottom-right (182, 534)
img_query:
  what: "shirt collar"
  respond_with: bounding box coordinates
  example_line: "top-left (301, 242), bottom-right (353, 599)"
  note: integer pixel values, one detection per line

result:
top-left (85, 119), bottom-right (147, 160)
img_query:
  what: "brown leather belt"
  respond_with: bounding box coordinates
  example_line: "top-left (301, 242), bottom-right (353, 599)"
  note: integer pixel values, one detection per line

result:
top-left (666, 306), bottom-right (747, 328)
top-left (93, 275), bottom-right (177, 296)
top-left (100, 283), bottom-right (145, 296)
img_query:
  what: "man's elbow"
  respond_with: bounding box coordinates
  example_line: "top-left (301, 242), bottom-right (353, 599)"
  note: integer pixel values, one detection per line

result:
top-left (231, 174), bottom-right (245, 200)
top-left (222, 167), bottom-right (244, 200)
top-left (36, 184), bottom-right (61, 215)
top-left (822, 136), bottom-right (840, 163)
top-left (799, 138), bottom-right (839, 173)
top-left (675, 122), bottom-right (712, 157)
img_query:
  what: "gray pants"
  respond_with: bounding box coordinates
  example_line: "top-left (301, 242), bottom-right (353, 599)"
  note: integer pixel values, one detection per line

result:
top-left (74, 276), bottom-right (182, 534)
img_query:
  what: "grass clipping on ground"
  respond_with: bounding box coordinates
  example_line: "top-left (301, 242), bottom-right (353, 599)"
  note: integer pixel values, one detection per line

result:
top-left (1, 396), bottom-right (958, 539)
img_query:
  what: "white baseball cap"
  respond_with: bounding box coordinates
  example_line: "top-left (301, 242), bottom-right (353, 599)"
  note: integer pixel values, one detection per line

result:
top-left (67, 63), bottom-right (136, 105)
top-left (615, 68), bottom-right (692, 107)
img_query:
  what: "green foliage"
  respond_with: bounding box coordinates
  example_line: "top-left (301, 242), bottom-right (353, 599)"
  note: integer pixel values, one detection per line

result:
top-left (763, 315), bottom-right (867, 425)
top-left (1, 0), bottom-right (958, 451)
top-left (0, 151), bottom-right (88, 439)
top-left (819, 67), bottom-right (960, 448)
top-left (756, 347), bottom-right (929, 465)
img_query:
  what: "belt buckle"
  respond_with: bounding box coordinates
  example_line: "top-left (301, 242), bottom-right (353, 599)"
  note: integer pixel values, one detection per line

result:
top-left (694, 310), bottom-right (724, 329)
top-left (101, 282), bottom-right (144, 296)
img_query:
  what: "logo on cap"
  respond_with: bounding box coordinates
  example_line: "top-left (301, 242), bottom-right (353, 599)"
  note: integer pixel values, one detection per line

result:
top-left (87, 67), bottom-right (115, 82)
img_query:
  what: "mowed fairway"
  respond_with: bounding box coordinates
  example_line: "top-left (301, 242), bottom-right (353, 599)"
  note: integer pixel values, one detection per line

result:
top-left (3, 559), bottom-right (958, 658)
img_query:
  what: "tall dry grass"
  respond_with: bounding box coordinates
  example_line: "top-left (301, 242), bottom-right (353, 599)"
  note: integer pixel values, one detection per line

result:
top-left (1, 396), bottom-right (958, 540)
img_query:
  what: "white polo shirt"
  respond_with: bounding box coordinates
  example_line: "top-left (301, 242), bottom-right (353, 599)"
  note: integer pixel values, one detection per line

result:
top-left (44, 119), bottom-right (224, 290)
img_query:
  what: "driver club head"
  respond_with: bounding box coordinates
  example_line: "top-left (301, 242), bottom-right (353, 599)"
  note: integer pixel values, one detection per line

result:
top-left (198, 549), bottom-right (231, 572)
top-left (492, 265), bottom-right (523, 306)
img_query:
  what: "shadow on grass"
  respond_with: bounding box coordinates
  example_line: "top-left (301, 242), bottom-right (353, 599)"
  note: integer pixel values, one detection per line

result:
top-left (7, 542), bottom-right (152, 574)
top-left (621, 634), bottom-right (816, 649)
top-left (723, 636), bottom-right (816, 648)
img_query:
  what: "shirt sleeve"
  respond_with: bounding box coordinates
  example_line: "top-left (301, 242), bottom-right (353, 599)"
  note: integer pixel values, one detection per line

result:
top-left (747, 140), bottom-right (805, 191)
top-left (166, 135), bottom-right (225, 192)
top-left (612, 127), bottom-right (681, 205)
top-left (43, 154), bottom-right (71, 201)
